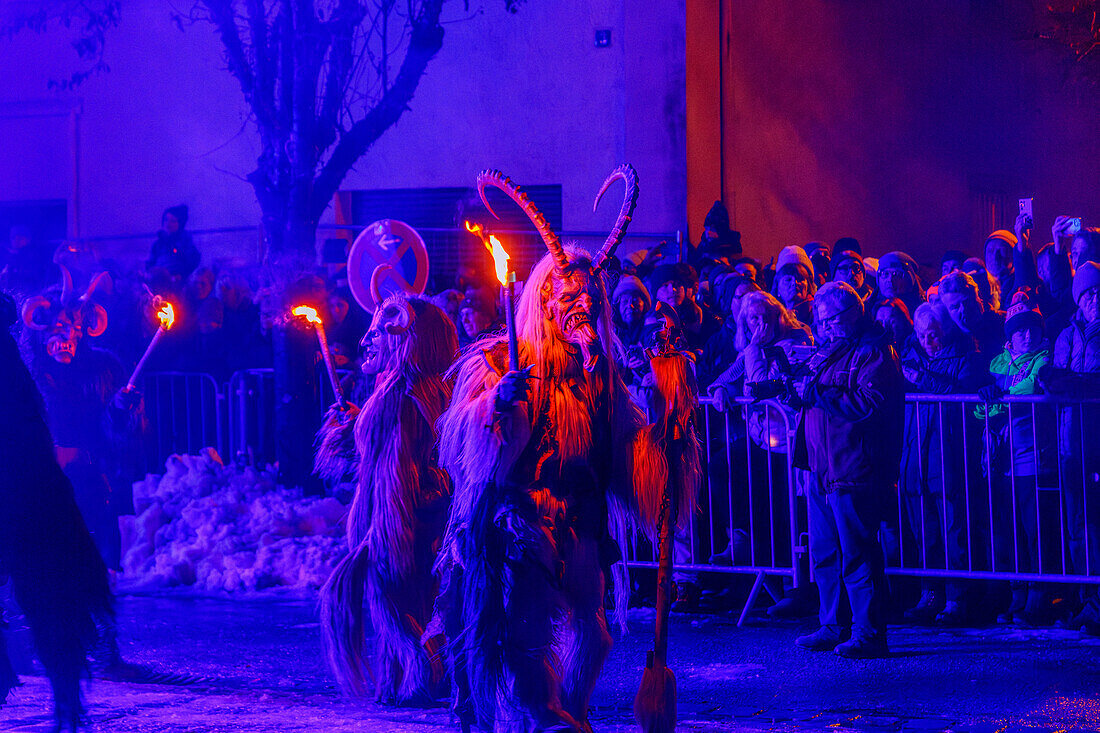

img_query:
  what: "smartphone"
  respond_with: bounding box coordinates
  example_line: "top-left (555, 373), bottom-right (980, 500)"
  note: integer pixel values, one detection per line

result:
top-left (1067, 218), bottom-right (1082, 236)
top-left (1018, 198), bottom-right (1034, 229)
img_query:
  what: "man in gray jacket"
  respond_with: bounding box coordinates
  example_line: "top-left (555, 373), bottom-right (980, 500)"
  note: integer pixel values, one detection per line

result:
top-left (793, 282), bottom-right (904, 659)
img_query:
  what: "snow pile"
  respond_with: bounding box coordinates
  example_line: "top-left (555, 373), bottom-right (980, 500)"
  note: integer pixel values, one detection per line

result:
top-left (119, 448), bottom-right (348, 594)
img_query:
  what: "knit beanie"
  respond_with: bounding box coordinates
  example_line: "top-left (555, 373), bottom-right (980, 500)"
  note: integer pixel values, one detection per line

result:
top-left (985, 229), bottom-right (1018, 249)
top-left (833, 237), bottom-right (862, 256)
top-left (776, 245), bottom-right (813, 278)
top-left (648, 263), bottom-right (683, 296)
top-left (830, 249), bottom-right (864, 280)
top-left (703, 201), bottom-right (730, 232)
top-left (1072, 261), bottom-right (1100, 307)
top-left (1004, 289), bottom-right (1044, 338)
top-left (803, 241), bottom-right (830, 259)
top-left (612, 275), bottom-right (652, 313)
top-left (164, 204), bottom-right (189, 228)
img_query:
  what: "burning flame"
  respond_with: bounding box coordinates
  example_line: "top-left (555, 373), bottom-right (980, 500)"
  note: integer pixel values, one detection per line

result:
top-left (465, 220), bottom-right (511, 286)
top-left (292, 305), bottom-right (323, 325)
top-left (157, 303), bottom-right (175, 330)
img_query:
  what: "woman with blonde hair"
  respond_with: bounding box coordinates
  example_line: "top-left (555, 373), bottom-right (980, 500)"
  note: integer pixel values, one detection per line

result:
top-left (708, 291), bottom-right (813, 612)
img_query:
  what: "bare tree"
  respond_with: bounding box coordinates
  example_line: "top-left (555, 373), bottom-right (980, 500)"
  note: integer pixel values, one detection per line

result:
top-left (193, 0), bottom-right (520, 261)
top-left (1038, 1), bottom-right (1100, 90)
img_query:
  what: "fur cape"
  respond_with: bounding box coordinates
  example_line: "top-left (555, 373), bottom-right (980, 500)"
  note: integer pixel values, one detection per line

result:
top-left (319, 296), bottom-right (457, 703)
top-left (428, 251), bottom-right (699, 731)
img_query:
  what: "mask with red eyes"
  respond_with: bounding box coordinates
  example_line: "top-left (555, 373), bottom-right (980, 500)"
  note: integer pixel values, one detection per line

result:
top-left (22, 268), bottom-right (110, 364)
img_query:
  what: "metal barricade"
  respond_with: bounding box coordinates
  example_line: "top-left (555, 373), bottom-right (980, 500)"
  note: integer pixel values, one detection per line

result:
top-left (622, 394), bottom-right (806, 625)
top-left (140, 371), bottom-right (227, 472)
top-left (228, 368), bottom-right (276, 467)
top-left (890, 393), bottom-right (1100, 586)
top-left (622, 390), bottom-right (1100, 624)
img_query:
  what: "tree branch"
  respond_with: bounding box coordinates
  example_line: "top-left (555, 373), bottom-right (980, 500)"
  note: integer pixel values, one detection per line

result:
top-left (201, 0), bottom-right (271, 127)
top-left (311, 0), bottom-right (444, 220)
top-left (315, 0), bottom-right (364, 154)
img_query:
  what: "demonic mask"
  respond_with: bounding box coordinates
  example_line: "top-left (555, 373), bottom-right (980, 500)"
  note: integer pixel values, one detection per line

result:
top-left (22, 267), bottom-right (109, 364)
top-left (475, 165), bottom-right (638, 371)
top-left (359, 298), bottom-right (413, 375)
top-left (544, 263), bottom-right (602, 349)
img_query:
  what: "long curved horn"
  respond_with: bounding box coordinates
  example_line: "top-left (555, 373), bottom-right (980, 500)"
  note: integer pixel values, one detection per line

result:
top-left (21, 296), bottom-right (51, 330)
top-left (59, 265), bottom-right (74, 304)
top-left (81, 271), bottom-right (113, 302)
top-left (84, 303), bottom-right (108, 337)
top-left (477, 169), bottom-right (568, 272)
top-left (369, 264), bottom-right (395, 310)
top-left (591, 163), bottom-right (639, 271)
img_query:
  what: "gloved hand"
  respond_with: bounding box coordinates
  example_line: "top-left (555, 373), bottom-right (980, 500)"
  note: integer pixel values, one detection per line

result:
top-left (495, 366), bottom-right (535, 411)
top-left (978, 384), bottom-right (1004, 403)
top-left (113, 387), bottom-right (143, 411)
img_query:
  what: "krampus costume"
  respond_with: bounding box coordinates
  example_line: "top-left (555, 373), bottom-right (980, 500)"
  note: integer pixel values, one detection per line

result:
top-left (20, 267), bottom-right (145, 570)
top-left (319, 295), bottom-right (458, 703)
top-left (0, 291), bottom-right (114, 730)
top-left (430, 167), bottom-right (699, 732)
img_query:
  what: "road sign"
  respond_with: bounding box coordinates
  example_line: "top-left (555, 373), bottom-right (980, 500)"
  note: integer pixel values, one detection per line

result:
top-left (346, 219), bottom-right (429, 312)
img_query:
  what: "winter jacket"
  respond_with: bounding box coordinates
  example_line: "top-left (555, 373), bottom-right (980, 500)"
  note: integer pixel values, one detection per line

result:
top-left (974, 349), bottom-right (1054, 478)
top-left (713, 327), bottom-right (814, 453)
top-left (794, 323), bottom-right (905, 492)
top-left (1046, 312), bottom-right (1100, 458)
top-left (899, 335), bottom-right (986, 497)
top-left (699, 318), bottom-right (737, 390)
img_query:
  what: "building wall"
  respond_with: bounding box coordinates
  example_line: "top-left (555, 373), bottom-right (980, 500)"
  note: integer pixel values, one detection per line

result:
top-left (705, 0), bottom-right (1100, 266)
top-left (0, 1), bottom-right (687, 270)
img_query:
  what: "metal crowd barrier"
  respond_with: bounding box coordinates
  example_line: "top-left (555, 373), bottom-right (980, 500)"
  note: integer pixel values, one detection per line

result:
top-left (889, 393), bottom-right (1100, 586)
top-left (622, 394), bottom-right (805, 626)
top-left (138, 372), bottom-right (1100, 612)
top-left (142, 365), bottom-right (352, 472)
top-left (622, 391), bottom-right (1100, 625)
top-left (139, 371), bottom-right (227, 474)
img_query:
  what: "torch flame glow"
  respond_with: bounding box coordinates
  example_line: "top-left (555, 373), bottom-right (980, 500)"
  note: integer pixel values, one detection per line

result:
top-left (465, 220), bottom-right (510, 286)
top-left (292, 305), bottom-right (323, 325)
top-left (486, 235), bottom-right (510, 286)
top-left (157, 303), bottom-right (175, 330)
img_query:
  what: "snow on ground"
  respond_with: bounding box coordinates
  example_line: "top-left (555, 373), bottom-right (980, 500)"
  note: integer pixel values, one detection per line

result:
top-left (118, 449), bottom-right (348, 595)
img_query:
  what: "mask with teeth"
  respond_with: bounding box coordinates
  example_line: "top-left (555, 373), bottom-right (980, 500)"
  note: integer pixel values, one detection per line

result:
top-left (544, 265), bottom-right (604, 370)
top-left (474, 165), bottom-right (639, 373)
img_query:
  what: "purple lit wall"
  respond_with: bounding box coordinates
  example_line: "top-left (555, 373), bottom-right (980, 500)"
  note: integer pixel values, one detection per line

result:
top-left (0, 1), bottom-right (687, 268)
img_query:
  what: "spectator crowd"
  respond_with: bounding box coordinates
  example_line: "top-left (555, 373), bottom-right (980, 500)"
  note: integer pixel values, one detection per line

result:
top-left (3, 197), bottom-right (1100, 659)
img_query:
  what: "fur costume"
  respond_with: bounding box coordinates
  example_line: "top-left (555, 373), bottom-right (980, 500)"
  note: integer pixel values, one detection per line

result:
top-left (430, 167), bottom-right (699, 733)
top-left (0, 291), bottom-right (114, 731)
top-left (20, 267), bottom-right (146, 570)
top-left (319, 295), bottom-right (458, 703)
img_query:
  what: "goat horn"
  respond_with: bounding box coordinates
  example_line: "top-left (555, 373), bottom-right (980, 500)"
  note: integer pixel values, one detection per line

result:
top-left (369, 264), bottom-right (395, 311)
top-left (59, 265), bottom-right (74, 304)
top-left (81, 271), bottom-right (112, 302)
top-left (21, 296), bottom-right (51, 330)
top-left (477, 169), bottom-right (568, 272)
top-left (591, 163), bottom-right (639, 271)
top-left (382, 299), bottom-right (414, 335)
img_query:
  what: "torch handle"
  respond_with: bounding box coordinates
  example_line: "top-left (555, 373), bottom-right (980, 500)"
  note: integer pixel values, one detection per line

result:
top-left (126, 327), bottom-right (165, 390)
top-left (315, 324), bottom-right (346, 408)
top-left (505, 277), bottom-right (519, 372)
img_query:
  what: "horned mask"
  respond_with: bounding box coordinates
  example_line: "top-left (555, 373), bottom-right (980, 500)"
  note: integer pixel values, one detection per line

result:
top-left (21, 266), bottom-right (111, 364)
top-left (476, 164), bottom-right (639, 369)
